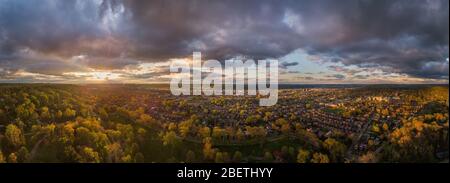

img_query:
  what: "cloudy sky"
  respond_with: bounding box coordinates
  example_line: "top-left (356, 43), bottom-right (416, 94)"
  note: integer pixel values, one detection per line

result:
top-left (0, 0), bottom-right (448, 84)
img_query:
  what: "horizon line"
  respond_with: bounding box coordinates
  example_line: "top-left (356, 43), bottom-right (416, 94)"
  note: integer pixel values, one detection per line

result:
top-left (0, 82), bottom-right (448, 85)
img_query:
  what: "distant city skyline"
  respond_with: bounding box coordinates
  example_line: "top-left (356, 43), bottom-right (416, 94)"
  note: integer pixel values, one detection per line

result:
top-left (0, 0), bottom-right (448, 84)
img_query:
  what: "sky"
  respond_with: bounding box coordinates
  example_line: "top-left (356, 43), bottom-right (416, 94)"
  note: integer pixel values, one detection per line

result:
top-left (0, 0), bottom-right (448, 84)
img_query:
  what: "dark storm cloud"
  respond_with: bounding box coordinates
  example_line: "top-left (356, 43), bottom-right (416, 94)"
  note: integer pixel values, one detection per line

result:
top-left (0, 48), bottom-right (88, 76)
top-left (314, 36), bottom-right (449, 79)
top-left (0, 0), bottom-right (115, 76)
top-left (77, 56), bottom-right (141, 70)
top-left (103, 0), bottom-right (304, 61)
top-left (298, 0), bottom-right (449, 79)
top-left (0, 0), bottom-right (105, 55)
top-left (0, 0), bottom-right (448, 81)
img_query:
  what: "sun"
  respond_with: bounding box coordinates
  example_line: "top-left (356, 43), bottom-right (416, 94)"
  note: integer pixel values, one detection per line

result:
top-left (63, 71), bottom-right (121, 82)
top-left (92, 72), bottom-right (111, 80)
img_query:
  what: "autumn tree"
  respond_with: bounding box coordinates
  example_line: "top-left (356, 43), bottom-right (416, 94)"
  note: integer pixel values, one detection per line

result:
top-left (323, 138), bottom-right (346, 162)
top-left (60, 124), bottom-right (75, 145)
top-left (214, 151), bottom-right (224, 163)
top-left (17, 146), bottom-right (30, 163)
top-left (178, 119), bottom-right (194, 138)
top-left (232, 151), bottom-right (243, 163)
top-left (8, 153), bottom-right (18, 163)
top-left (199, 126), bottom-right (211, 138)
top-left (40, 106), bottom-right (51, 120)
top-left (263, 151), bottom-right (273, 162)
top-left (5, 124), bottom-right (26, 149)
top-left (63, 108), bottom-right (76, 119)
top-left (203, 137), bottom-right (215, 161)
top-left (222, 152), bottom-right (230, 163)
top-left (105, 143), bottom-right (123, 163)
top-left (297, 149), bottom-right (310, 163)
top-left (186, 150), bottom-right (196, 163)
top-left (311, 152), bottom-right (329, 163)
top-left (162, 131), bottom-right (179, 147)
top-left (138, 114), bottom-right (158, 128)
top-left (0, 150), bottom-right (5, 163)
top-left (358, 151), bottom-right (378, 163)
top-left (212, 127), bottom-right (226, 142)
top-left (383, 117), bottom-right (444, 162)
top-left (280, 120), bottom-right (291, 136)
top-left (56, 110), bottom-right (63, 119)
top-left (162, 131), bottom-right (181, 157)
top-left (80, 147), bottom-right (101, 163)
top-left (134, 152), bottom-right (145, 163)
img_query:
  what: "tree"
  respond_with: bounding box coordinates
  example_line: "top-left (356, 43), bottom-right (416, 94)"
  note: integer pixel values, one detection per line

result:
top-left (263, 151), bottom-right (273, 162)
top-left (56, 110), bottom-right (63, 119)
top-left (384, 117), bottom-right (443, 162)
top-left (0, 151), bottom-right (5, 163)
top-left (199, 127), bottom-right (211, 138)
top-left (80, 147), bottom-right (101, 163)
top-left (263, 112), bottom-right (272, 121)
top-left (167, 123), bottom-right (177, 131)
top-left (186, 150), bottom-right (196, 163)
top-left (276, 118), bottom-right (288, 125)
top-left (203, 137), bottom-right (215, 160)
top-left (5, 124), bottom-right (26, 149)
top-left (358, 151), bottom-right (378, 163)
top-left (245, 115), bottom-right (261, 124)
top-left (134, 152), bottom-right (145, 163)
top-left (137, 128), bottom-right (147, 142)
top-left (382, 123), bottom-right (389, 132)
top-left (381, 109), bottom-right (389, 117)
top-left (232, 151), bottom-right (243, 163)
top-left (8, 153), bottom-right (18, 163)
top-left (215, 152), bottom-right (224, 163)
top-left (63, 108), bottom-right (76, 118)
top-left (297, 149), bottom-right (310, 163)
top-left (245, 126), bottom-right (267, 142)
top-left (212, 127), bottom-right (226, 141)
top-left (121, 155), bottom-right (133, 163)
top-left (105, 143), bottom-right (123, 163)
top-left (75, 127), bottom-right (94, 146)
top-left (63, 146), bottom-right (82, 162)
top-left (295, 123), bottom-right (303, 132)
top-left (15, 103), bottom-right (34, 119)
top-left (178, 119), bottom-right (193, 138)
top-left (281, 146), bottom-right (289, 156)
top-left (311, 153), bottom-right (329, 163)
top-left (98, 107), bottom-right (109, 119)
top-left (236, 129), bottom-right (245, 142)
top-left (323, 138), bottom-right (346, 162)
top-left (288, 146), bottom-right (295, 158)
top-left (17, 146), bottom-right (30, 163)
top-left (40, 106), bottom-right (51, 120)
top-left (116, 123), bottom-right (135, 143)
top-left (372, 124), bottom-right (380, 133)
top-left (60, 124), bottom-right (75, 145)
top-left (281, 123), bottom-right (291, 136)
top-left (162, 131), bottom-right (180, 147)
top-left (31, 124), bottom-right (55, 144)
top-left (222, 152), bottom-right (230, 163)
top-left (162, 131), bottom-right (181, 157)
top-left (138, 114), bottom-right (157, 128)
